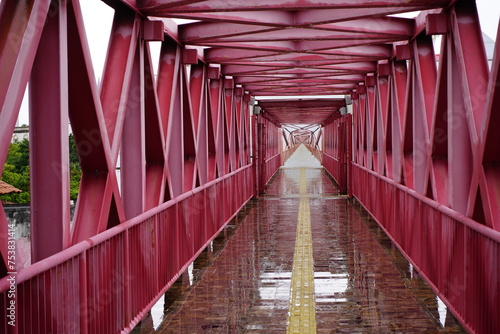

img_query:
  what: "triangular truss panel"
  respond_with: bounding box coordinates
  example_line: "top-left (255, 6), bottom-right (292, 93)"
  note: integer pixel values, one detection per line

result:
top-left (1, 1), bottom-right (500, 333)
top-left (139, 0), bottom-right (449, 111)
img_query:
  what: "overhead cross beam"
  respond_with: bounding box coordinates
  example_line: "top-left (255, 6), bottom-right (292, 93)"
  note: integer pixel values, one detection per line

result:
top-left (133, 0), bottom-right (449, 116)
top-left (140, 0), bottom-right (449, 13)
top-left (258, 99), bottom-right (346, 125)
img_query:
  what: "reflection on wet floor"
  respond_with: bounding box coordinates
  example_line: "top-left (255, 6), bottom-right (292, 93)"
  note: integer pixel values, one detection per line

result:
top-left (132, 168), bottom-right (466, 333)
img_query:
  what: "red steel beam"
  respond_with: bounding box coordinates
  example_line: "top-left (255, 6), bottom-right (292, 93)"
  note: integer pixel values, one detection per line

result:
top-left (156, 10), bottom-right (294, 27)
top-left (377, 73), bottom-right (390, 176)
top-left (1, 1), bottom-right (499, 333)
top-left (390, 59), bottom-right (408, 184)
top-left (0, 0), bottom-right (51, 274)
top-left (142, 0), bottom-right (448, 12)
top-left (100, 10), bottom-right (139, 161)
top-left (121, 40), bottom-right (146, 220)
top-left (67, 0), bottom-right (125, 244)
top-left (190, 64), bottom-right (209, 185)
top-left (29, 0), bottom-right (71, 263)
top-left (182, 27), bottom-right (406, 44)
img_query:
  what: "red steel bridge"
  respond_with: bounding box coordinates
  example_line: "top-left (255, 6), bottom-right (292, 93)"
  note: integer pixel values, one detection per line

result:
top-left (0, 0), bottom-right (499, 332)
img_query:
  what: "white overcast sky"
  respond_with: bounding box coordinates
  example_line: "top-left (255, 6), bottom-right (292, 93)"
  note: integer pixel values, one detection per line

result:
top-left (14, 0), bottom-right (500, 125)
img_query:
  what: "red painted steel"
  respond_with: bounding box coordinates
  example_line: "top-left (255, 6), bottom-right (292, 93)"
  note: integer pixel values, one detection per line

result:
top-left (121, 37), bottom-right (146, 220)
top-left (348, 2), bottom-right (500, 332)
top-left (0, 0), bottom-right (260, 330)
top-left (0, 0), bottom-right (52, 274)
top-left (351, 164), bottom-right (500, 334)
top-left (1, 0), bottom-right (499, 332)
top-left (281, 144), bottom-right (300, 165)
top-left (0, 165), bottom-right (253, 333)
top-left (350, 3), bottom-right (498, 230)
top-left (322, 114), bottom-right (352, 194)
top-left (67, 0), bottom-right (125, 245)
top-left (256, 115), bottom-right (281, 194)
top-left (258, 99), bottom-right (345, 126)
top-left (29, 0), bottom-right (71, 262)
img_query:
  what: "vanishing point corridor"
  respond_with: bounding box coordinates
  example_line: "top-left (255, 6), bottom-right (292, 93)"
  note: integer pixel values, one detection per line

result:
top-left (2, 1), bottom-right (499, 332)
top-left (132, 149), bottom-right (466, 333)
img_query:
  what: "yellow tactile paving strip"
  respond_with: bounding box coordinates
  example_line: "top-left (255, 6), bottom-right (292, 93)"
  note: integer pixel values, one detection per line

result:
top-left (286, 168), bottom-right (317, 334)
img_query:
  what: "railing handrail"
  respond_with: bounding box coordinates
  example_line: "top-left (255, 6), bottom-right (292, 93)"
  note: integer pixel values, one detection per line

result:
top-left (353, 163), bottom-right (500, 243)
top-left (264, 152), bottom-right (281, 164)
top-left (0, 164), bottom-right (253, 292)
top-left (351, 163), bottom-right (500, 333)
top-left (321, 152), bottom-right (338, 160)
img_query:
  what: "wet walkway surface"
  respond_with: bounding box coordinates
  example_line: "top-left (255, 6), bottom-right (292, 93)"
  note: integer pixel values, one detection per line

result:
top-left (133, 167), bottom-right (466, 333)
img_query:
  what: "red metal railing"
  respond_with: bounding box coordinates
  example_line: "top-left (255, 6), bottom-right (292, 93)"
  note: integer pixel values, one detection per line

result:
top-left (256, 115), bottom-right (281, 194)
top-left (0, 165), bottom-right (253, 334)
top-left (281, 144), bottom-right (300, 165)
top-left (261, 153), bottom-right (281, 188)
top-left (322, 153), bottom-right (344, 190)
top-left (351, 164), bottom-right (500, 334)
top-left (322, 115), bottom-right (352, 194)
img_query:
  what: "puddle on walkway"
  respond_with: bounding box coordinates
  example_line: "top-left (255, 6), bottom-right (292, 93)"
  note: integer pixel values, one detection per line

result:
top-left (132, 168), bottom-right (466, 334)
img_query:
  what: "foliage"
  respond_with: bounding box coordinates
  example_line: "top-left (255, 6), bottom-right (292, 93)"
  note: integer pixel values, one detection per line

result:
top-left (69, 134), bottom-right (82, 201)
top-left (1, 136), bottom-right (82, 204)
top-left (1, 139), bottom-right (30, 203)
top-left (1, 164), bottom-right (30, 204)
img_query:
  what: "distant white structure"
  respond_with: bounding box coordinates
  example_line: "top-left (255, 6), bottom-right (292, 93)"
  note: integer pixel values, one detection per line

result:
top-left (11, 126), bottom-right (29, 143)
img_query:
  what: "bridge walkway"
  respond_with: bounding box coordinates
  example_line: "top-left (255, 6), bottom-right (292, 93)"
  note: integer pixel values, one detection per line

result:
top-left (133, 166), bottom-right (465, 333)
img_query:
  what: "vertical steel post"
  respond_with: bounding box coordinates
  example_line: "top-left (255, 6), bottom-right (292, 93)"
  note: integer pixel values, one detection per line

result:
top-left (251, 114), bottom-right (258, 198)
top-left (30, 0), bottom-right (70, 262)
top-left (347, 114), bottom-right (353, 198)
top-left (190, 64), bottom-right (208, 185)
top-left (257, 116), bottom-right (266, 194)
top-left (121, 38), bottom-right (145, 220)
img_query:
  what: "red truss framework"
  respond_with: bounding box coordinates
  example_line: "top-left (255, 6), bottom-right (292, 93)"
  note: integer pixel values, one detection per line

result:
top-left (139, 0), bottom-right (451, 124)
top-left (1, 0), bottom-right (500, 333)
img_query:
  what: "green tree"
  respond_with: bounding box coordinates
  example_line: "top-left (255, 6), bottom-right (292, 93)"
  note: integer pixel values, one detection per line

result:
top-left (1, 139), bottom-right (30, 203)
top-left (6, 138), bottom-right (30, 174)
top-left (69, 133), bottom-right (80, 165)
top-left (69, 134), bottom-right (82, 201)
top-left (1, 136), bottom-right (82, 203)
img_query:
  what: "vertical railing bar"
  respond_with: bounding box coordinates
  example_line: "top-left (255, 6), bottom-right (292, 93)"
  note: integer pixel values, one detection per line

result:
top-left (79, 252), bottom-right (88, 334)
